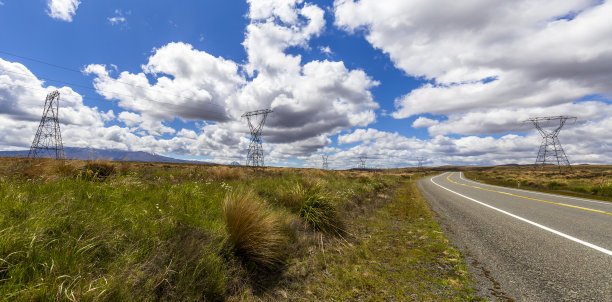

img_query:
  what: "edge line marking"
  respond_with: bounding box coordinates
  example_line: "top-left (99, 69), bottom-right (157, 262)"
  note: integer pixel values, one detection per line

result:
top-left (429, 173), bottom-right (612, 256)
top-left (446, 173), bottom-right (612, 216)
top-left (458, 172), bottom-right (612, 206)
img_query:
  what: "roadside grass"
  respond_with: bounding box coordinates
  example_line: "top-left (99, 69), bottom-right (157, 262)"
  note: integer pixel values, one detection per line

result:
top-left (279, 179), bottom-right (483, 301)
top-left (0, 158), bottom-right (454, 301)
top-left (464, 165), bottom-right (612, 202)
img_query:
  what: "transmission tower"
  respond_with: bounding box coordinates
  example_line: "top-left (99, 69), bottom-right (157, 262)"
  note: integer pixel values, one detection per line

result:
top-left (28, 91), bottom-right (65, 160)
top-left (358, 156), bottom-right (367, 169)
top-left (416, 157), bottom-right (425, 172)
top-left (242, 109), bottom-right (273, 167)
top-left (321, 155), bottom-right (329, 169)
top-left (525, 116), bottom-right (576, 171)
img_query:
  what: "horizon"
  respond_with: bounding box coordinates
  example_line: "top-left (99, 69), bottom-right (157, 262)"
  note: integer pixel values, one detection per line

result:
top-left (1, 0), bottom-right (611, 169)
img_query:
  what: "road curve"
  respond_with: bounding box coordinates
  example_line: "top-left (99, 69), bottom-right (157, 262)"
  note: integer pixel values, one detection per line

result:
top-left (418, 172), bottom-right (612, 301)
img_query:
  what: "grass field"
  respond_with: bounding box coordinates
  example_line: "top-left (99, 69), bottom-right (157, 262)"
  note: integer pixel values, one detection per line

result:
top-left (464, 165), bottom-right (612, 202)
top-left (0, 157), bottom-right (480, 300)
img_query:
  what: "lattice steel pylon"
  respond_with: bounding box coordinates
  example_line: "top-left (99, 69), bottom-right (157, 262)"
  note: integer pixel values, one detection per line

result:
top-left (525, 116), bottom-right (576, 171)
top-left (358, 156), bottom-right (367, 169)
top-left (242, 109), bottom-right (273, 167)
top-left (28, 90), bottom-right (65, 159)
top-left (416, 157), bottom-right (425, 172)
top-left (321, 155), bottom-right (329, 170)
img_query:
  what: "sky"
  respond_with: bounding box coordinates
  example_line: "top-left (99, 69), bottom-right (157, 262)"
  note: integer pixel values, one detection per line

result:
top-left (0, 0), bottom-right (611, 169)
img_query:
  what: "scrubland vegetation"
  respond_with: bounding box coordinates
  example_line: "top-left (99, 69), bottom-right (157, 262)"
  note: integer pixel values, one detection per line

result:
top-left (0, 158), bottom-right (479, 300)
top-left (465, 165), bottom-right (612, 201)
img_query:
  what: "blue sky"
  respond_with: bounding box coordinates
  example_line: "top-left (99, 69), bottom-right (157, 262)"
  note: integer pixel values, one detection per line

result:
top-left (1, 0), bottom-right (611, 168)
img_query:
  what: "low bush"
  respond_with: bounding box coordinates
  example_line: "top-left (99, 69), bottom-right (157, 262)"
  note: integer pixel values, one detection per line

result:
top-left (277, 182), bottom-right (306, 212)
top-left (208, 165), bottom-right (245, 181)
top-left (299, 190), bottom-right (343, 235)
top-left (223, 189), bottom-right (286, 269)
top-left (81, 161), bottom-right (115, 180)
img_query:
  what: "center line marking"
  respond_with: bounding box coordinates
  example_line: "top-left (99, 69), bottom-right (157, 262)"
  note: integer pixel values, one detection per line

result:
top-left (430, 173), bottom-right (612, 256)
top-left (445, 173), bottom-right (612, 216)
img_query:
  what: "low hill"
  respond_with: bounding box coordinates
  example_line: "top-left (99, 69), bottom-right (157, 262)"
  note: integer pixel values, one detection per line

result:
top-left (0, 147), bottom-right (210, 164)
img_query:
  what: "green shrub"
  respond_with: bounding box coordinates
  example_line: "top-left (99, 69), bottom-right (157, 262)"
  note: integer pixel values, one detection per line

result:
top-left (81, 161), bottom-right (115, 180)
top-left (277, 182), bottom-right (307, 212)
top-left (299, 192), bottom-right (343, 235)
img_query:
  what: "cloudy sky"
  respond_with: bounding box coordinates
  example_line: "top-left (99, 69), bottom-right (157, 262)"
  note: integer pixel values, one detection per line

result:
top-left (0, 0), bottom-right (611, 168)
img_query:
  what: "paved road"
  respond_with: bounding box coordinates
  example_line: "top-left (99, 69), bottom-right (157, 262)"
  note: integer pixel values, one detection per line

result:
top-left (418, 172), bottom-right (612, 301)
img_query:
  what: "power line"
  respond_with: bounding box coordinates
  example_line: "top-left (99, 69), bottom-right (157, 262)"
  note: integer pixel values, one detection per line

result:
top-left (0, 50), bottom-right (227, 110)
top-left (0, 50), bottom-right (83, 73)
top-left (0, 67), bottom-right (229, 118)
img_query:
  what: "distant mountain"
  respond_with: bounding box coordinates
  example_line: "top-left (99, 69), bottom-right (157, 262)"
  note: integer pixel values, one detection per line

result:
top-left (0, 147), bottom-right (211, 164)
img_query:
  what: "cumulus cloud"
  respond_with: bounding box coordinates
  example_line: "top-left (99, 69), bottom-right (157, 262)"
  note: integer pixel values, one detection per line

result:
top-left (85, 0), bottom-right (380, 160)
top-left (335, 0), bottom-right (612, 135)
top-left (337, 128), bottom-right (391, 144)
top-left (233, 0), bottom-right (378, 145)
top-left (329, 122), bottom-right (612, 169)
top-left (412, 117), bottom-right (439, 129)
top-left (84, 42), bottom-right (244, 134)
top-left (47, 0), bottom-right (81, 22)
top-left (0, 57), bottom-right (127, 151)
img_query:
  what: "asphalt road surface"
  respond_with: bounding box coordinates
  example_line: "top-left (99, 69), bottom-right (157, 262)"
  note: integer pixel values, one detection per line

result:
top-left (418, 172), bottom-right (612, 301)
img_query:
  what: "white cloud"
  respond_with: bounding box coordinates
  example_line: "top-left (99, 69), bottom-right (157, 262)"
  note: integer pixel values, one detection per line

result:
top-left (0, 57), bottom-right (131, 152)
top-left (412, 117), bottom-right (439, 128)
top-left (108, 9), bottom-right (129, 26)
top-left (0, 2), bottom-right (5, 6)
top-left (47, 0), bottom-right (81, 22)
top-left (337, 128), bottom-right (391, 144)
top-left (85, 0), bottom-right (380, 160)
top-left (4, 55), bottom-right (611, 167)
top-left (84, 42), bottom-right (244, 135)
top-left (319, 46), bottom-right (333, 55)
top-left (335, 0), bottom-right (612, 135)
top-left (108, 16), bottom-right (125, 25)
top-left (328, 123), bottom-right (612, 169)
top-left (118, 111), bottom-right (142, 127)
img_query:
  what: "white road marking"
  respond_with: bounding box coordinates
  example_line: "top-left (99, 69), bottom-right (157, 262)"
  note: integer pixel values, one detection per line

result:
top-left (430, 173), bottom-right (612, 257)
top-left (458, 172), bottom-right (612, 207)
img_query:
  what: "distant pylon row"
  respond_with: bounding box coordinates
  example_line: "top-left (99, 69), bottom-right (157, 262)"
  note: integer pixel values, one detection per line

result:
top-left (25, 91), bottom-right (578, 173)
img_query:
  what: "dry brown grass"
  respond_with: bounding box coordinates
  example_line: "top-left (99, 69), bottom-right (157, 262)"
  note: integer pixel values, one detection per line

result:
top-left (223, 189), bottom-right (287, 269)
top-left (277, 182), bottom-right (307, 212)
top-left (464, 165), bottom-right (612, 200)
top-left (207, 165), bottom-right (245, 181)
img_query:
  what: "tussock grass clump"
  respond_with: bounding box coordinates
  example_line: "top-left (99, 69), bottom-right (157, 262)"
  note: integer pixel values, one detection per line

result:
top-left (277, 182), bottom-right (307, 212)
top-left (81, 161), bottom-right (115, 180)
top-left (299, 190), bottom-right (343, 235)
top-left (223, 189), bottom-right (286, 269)
top-left (54, 161), bottom-right (78, 177)
top-left (208, 165), bottom-right (245, 181)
